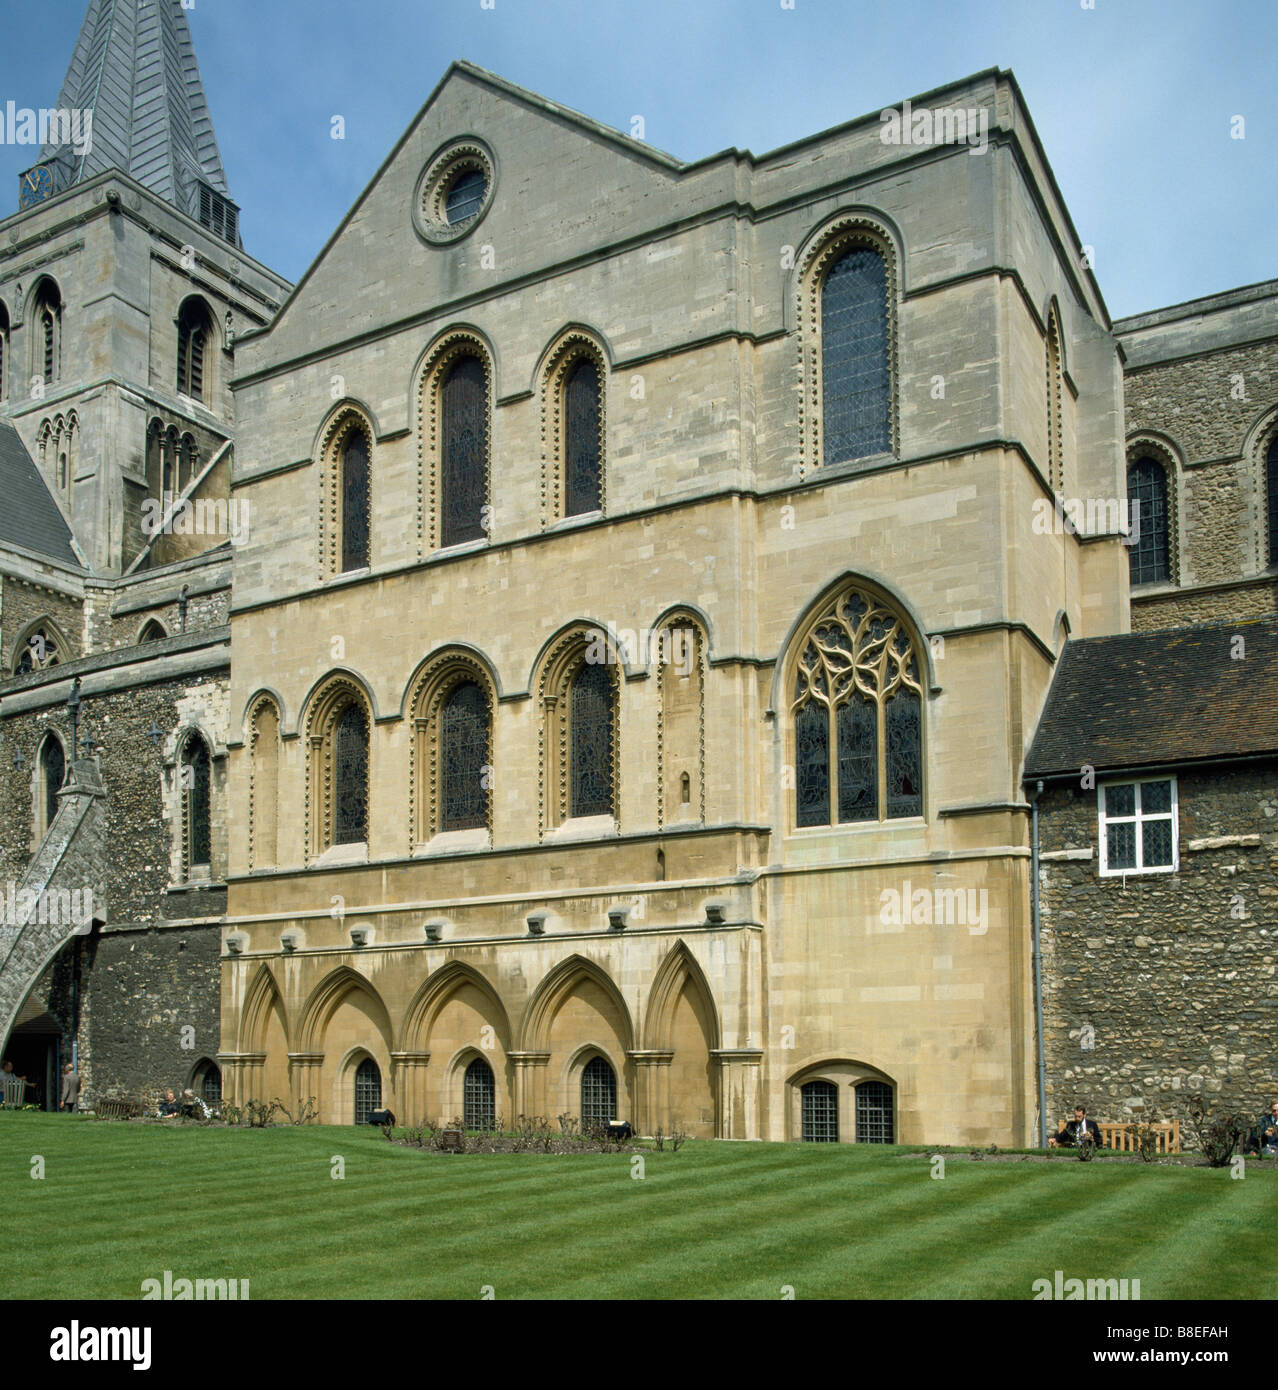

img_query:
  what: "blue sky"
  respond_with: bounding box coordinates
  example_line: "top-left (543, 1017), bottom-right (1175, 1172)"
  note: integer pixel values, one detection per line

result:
top-left (0, 0), bottom-right (1272, 319)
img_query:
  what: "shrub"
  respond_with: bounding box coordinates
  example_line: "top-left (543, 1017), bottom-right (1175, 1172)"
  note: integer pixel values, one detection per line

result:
top-left (1187, 1097), bottom-right (1247, 1168)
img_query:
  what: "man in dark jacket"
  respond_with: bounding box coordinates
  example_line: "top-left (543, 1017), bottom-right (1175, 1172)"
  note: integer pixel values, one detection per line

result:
top-left (1049, 1106), bottom-right (1103, 1148)
top-left (1259, 1100), bottom-right (1278, 1156)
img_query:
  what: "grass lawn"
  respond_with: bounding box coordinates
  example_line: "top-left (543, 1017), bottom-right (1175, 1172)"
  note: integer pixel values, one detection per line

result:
top-left (2, 1112), bottom-right (1273, 1300)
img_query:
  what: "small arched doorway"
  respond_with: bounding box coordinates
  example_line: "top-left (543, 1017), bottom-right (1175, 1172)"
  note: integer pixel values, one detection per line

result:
top-left (463, 1057), bottom-right (495, 1131)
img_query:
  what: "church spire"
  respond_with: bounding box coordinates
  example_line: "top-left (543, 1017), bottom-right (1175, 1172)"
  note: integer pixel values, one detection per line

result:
top-left (20, 0), bottom-right (240, 245)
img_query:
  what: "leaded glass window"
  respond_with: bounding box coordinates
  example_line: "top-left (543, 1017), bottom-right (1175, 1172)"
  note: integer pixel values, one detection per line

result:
top-left (341, 431), bottom-right (370, 572)
top-left (581, 1056), bottom-right (617, 1129)
top-left (463, 1057), bottom-right (496, 1130)
top-left (1267, 436), bottom-right (1278, 568)
top-left (1099, 778), bottom-right (1177, 875)
top-left (1127, 457), bottom-right (1169, 585)
top-left (445, 169), bottom-right (487, 225)
top-left (333, 704), bottom-right (369, 845)
top-left (441, 356), bottom-right (487, 547)
top-left (441, 681), bottom-right (490, 831)
top-left (569, 661), bottom-right (614, 818)
top-left (855, 1081), bottom-right (894, 1143)
top-left (564, 357), bottom-right (602, 516)
top-left (184, 735), bottom-right (211, 871)
top-left (792, 587), bottom-right (923, 827)
top-left (821, 247), bottom-right (890, 464)
top-left (801, 1080), bottom-right (838, 1142)
top-left (15, 627), bottom-right (58, 674)
top-left (40, 736), bottom-right (64, 832)
top-left (354, 1057), bottom-right (381, 1124)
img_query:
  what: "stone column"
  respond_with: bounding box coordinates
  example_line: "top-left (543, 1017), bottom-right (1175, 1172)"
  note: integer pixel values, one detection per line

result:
top-left (238, 1050), bottom-right (267, 1104)
top-left (390, 1051), bottom-right (430, 1124)
top-left (216, 1053), bottom-right (242, 1107)
top-left (628, 1050), bottom-right (674, 1136)
top-left (712, 1049), bottom-right (764, 1140)
top-left (509, 1051), bottom-right (551, 1119)
top-left (287, 1051), bottom-right (325, 1119)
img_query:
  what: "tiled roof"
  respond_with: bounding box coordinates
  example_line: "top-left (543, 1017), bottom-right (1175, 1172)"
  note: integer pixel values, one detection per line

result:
top-left (0, 420), bottom-right (83, 569)
top-left (1024, 615), bottom-right (1278, 779)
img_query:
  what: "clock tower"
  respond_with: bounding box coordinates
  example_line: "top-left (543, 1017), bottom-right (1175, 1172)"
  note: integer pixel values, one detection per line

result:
top-left (18, 164), bottom-right (56, 211)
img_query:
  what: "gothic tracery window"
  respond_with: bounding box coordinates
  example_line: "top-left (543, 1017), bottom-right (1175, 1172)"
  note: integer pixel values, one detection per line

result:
top-left (1126, 456), bottom-right (1170, 585)
top-left (821, 246), bottom-right (890, 463)
top-left (441, 355), bottom-right (488, 547)
top-left (15, 626), bottom-right (59, 674)
top-left (791, 586), bottom-right (923, 827)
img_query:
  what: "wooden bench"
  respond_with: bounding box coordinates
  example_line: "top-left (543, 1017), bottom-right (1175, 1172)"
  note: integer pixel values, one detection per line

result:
top-left (1059, 1119), bottom-right (1180, 1153)
top-left (95, 1098), bottom-right (143, 1120)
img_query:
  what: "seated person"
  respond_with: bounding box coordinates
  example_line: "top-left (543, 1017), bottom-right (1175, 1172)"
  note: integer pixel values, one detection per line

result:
top-left (606, 1120), bottom-right (633, 1140)
top-left (179, 1089), bottom-right (209, 1119)
top-left (157, 1090), bottom-right (179, 1117)
top-left (1048, 1105), bottom-right (1102, 1148)
top-left (1259, 1100), bottom-right (1278, 1156)
top-left (367, 1107), bottom-right (396, 1127)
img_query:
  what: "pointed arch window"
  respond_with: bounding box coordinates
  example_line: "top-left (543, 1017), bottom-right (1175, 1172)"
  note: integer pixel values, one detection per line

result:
top-left (139, 619), bottom-right (167, 643)
top-left (564, 356), bottom-right (603, 517)
top-left (801, 1080), bottom-right (838, 1142)
top-left (340, 430), bottom-right (371, 572)
top-left (1127, 456), bottom-right (1170, 585)
top-left (181, 734), bottom-right (212, 876)
top-left (821, 247), bottom-right (890, 464)
top-left (15, 626), bottom-right (60, 674)
top-left (441, 356), bottom-right (488, 547)
top-left (792, 586), bottom-right (923, 827)
top-left (194, 1060), bottom-right (222, 1108)
top-left (1267, 435), bottom-right (1278, 568)
top-left (31, 281), bottom-right (62, 386)
top-left (580, 1056), bottom-right (617, 1129)
top-left (855, 1080), bottom-right (894, 1143)
top-left (570, 661), bottom-right (615, 819)
top-left (463, 1057), bottom-right (496, 1130)
top-left (38, 734), bottom-right (65, 838)
top-left (334, 703), bottom-right (369, 845)
top-left (354, 1057), bottom-right (381, 1125)
top-left (177, 299), bottom-right (212, 403)
top-left (440, 680), bottom-right (490, 832)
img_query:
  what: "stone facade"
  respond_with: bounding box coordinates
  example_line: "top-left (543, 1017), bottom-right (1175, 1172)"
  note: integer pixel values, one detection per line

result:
top-left (1116, 281), bottom-right (1278, 631)
top-left (1036, 763), bottom-right (1278, 1136)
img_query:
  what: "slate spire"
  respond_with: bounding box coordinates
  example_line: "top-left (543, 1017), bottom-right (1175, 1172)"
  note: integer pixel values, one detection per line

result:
top-left (33, 0), bottom-right (239, 241)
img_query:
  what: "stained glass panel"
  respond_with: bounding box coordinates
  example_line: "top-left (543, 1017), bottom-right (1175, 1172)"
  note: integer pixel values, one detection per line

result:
top-left (441, 681), bottom-right (489, 831)
top-left (1127, 457), bottom-right (1169, 585)
top-left (581, 1056), bottom-right (617, 1129)
top-left (564, 357), bottom-right (602, 516)
top-left (821, 248), bottom-right (890, 464)
top-left (463, 1058), bottom-right (496, 1130)
top-left (341, 432), bottom-right (370, 572)
top-left (885, 689), bottom-right (923, 818)
top-left (836, 696), bottom-right (877, 822)
top-left (801, 1080), bottom-right (838, 1142)
top-left (569, 661), bottom-right (614, 818)
top-left (442, 357), bottom-right (487, 547)
top-left (334, 703), bottom-right (368, 845)
top-left (795, 699), bottom-right (830, 827)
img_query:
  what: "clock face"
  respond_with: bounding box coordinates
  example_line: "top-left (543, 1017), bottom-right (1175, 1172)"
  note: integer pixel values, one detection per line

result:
top-left (19, 165), bottom-right (53, 210)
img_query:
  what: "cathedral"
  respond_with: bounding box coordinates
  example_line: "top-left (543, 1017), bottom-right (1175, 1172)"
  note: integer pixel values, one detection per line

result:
top-left (1, 0), bottom-right (1274, 1147)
